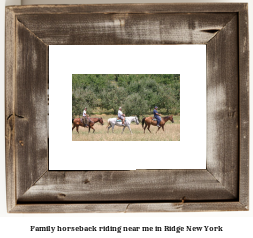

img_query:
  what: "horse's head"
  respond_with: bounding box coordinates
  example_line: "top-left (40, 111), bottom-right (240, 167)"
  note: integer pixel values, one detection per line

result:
top-left (170, 115), bottom-right (174, 123)
top-left (99, 117), bottom-right (104, 125)
top-left (135, 116), bottom-right (139, 125)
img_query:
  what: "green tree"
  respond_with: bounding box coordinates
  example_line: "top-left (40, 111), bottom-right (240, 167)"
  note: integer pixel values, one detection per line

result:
top-left (124, 93), bottom-right (148, 119)
top-left (72, 74), bottom-right (180, 116)
top-left (101, 86), bottom-right (127, 114)
top-left (72, 87), bottom-right (96, 117)
top-left (72, 93), bottom-right (86, 118)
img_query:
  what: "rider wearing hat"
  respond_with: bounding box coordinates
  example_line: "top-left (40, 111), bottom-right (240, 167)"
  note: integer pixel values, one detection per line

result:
top-left (118, 107), bottom-right (125, 125)
top-left (153, 106), bottom-right (161, 127)
top-left (82, 107), bottom-right (89, 128)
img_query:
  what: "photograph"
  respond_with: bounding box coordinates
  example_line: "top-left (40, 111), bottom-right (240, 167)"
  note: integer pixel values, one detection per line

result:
top-left (72, 74), bottom-right (180, 141)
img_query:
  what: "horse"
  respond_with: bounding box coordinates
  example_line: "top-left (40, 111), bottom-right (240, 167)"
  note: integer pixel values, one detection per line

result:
top-left (142, 115), bottom-right (174, 133)
top-left (72, 117), bottom-right (104, 133)
top-left (106, 116), bottom-right (139, 134)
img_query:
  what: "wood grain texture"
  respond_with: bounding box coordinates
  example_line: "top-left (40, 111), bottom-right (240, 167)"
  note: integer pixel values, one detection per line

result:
top-left (125, 202), bottom-right (248, 213)
top-left (238, 4), bottom-right (249, 208)
top-left (10, 202), bottom-right (247, 213)
top-left (5, 7), bottom-right (17, 212)
top-left (7, 3), bottom-right (246, 15)
top-left (206, 16), bottom-right (239, 198)
top-left (5, 3), bottom-right (249, 213)
top-left (18, 170), bottom-right (236, 202)
top-left (16, 13), bottom-right (235, 45)
top-left (15, 20), bottom-right (48, 200)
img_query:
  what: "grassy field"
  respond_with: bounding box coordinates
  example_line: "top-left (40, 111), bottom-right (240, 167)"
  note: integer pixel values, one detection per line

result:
top-left (72, 114), bottom-right (180, 141)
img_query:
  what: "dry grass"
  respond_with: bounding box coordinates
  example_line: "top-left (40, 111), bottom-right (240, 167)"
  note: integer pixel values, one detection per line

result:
top-left (72, 115), bottom-right (180, 141)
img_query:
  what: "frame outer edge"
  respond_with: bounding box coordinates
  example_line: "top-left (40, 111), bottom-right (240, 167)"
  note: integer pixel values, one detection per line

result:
top-left (10, 202), bottom-right (247, 213)
top-left (5, 3), bottom-right (249, 213)
top-left (238, 4), bottom-right (249, 209)
top-left (6, 3), bottom-right (249, 14)
top-left (5, 7), bottom-right (17, 212)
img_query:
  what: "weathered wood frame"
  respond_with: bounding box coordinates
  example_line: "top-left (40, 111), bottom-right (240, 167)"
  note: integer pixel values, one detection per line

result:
top-left (5, 4), bottom-right (249, 213)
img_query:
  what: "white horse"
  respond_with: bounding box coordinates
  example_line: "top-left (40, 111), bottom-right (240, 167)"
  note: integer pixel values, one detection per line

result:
top-left (107, 116), bottom-right (139, 134)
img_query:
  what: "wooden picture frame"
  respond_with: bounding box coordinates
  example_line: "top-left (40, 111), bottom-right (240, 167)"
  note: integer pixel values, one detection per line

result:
top-left (5, 3), bottom-right (249, 213)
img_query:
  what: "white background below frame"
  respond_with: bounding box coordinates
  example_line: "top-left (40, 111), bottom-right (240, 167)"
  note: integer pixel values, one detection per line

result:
top-left (49, 45), bottom-right (206, 170)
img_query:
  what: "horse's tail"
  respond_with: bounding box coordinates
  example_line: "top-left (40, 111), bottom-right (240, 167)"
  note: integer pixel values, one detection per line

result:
top-left (72, 118), bottom-right (74, 124)
top-left (142, 117), bottom-right (146, 128)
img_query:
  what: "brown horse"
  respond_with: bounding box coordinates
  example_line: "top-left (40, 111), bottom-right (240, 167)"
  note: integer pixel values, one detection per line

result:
top-left (72, 117), bottom-right (104, 133)
top-left (142, 116), bottom-right (174, 133)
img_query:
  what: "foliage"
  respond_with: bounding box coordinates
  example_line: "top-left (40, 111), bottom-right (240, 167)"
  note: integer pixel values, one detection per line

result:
top-left (100, 86), bottom-right (128, 114)
top-left (124, 93), bottom-right (149, 119)
top-left (72, 74), bottom-right (180, 117)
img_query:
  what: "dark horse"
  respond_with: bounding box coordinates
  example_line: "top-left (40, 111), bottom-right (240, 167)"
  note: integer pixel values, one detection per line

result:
top-left (142, 116), bottom-right (174, 133)
top-left (72, 117), bottom-right (104, 133)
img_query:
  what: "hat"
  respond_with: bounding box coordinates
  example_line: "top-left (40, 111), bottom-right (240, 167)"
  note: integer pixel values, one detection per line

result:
top-left (119, 107), bottom-right (122, 109)
top-left (155, 106), bottom-right (158, 109)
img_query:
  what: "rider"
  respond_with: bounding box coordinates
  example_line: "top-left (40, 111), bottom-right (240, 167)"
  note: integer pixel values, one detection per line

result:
top-left (153, 106), bottom-right (161, 128)
top-left (82, 107), bottom-right (89, 128)
top-left (118, 107), bottom-right (125, 125)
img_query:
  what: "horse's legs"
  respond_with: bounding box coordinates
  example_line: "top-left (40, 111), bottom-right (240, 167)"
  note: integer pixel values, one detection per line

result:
top-left (127, 125), bottom-right (132, 134)
top-left (91, 126), bottom-right (95, 133)
top-left (121, 126), bottom-right (126, 134)
top-left (144, 124), bottom-right (147, 133)
top-left (76, 126), bottom-right (79, 133)
top-left (88, 126), bottom-right (90, 133)
top-left (156, 126), bottom-right (161, 133)
top-left (72, 124), bottom-right (75, 131)
top-left (147, 125), bottom-right (151, 133)
top-left (107, 123), bottom-right (112, 133)
top-left (162, 125), bottom-right (165, 132)
top-left (112, 125), bottom-right (115, 133)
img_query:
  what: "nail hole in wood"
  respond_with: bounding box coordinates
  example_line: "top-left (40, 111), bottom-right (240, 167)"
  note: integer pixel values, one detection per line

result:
top-left (57, 193), bottom-right (66, 198)
top-left (84, 179), bottom-right (90, 184)
top-left (182, 196), bottom-right (186, 203)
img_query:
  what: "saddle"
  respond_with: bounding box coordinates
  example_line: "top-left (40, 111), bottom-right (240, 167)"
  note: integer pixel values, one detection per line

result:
top-left (152, 116), bottom-right (161, 121)
top-left (117, 116), bottom-right (124, 122)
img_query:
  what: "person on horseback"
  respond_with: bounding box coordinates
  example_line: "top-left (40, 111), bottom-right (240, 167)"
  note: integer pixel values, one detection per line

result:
top-left (118, 107), bottom-right (125, 125)
top-left (82, 107), bottom-right (89, 128)
top-left (153, 106), bottom-right (161, 127)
